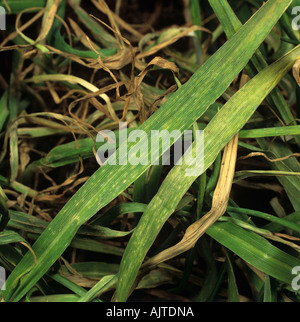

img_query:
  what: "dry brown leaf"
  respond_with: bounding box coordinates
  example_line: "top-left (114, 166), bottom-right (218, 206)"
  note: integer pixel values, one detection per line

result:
top-left (129, 56), bottom-right (179, 122)
top-left (239, 151), bottom-right (300, 163)
top-left (293, 59), bottom-right (300, 86)
top-left (92, 0), bottom-right (144, 40)
top-left (136, 25), bottom-right (212, 60)
top-left (144, 134), bottom-right (239, 269)
top-left (68, 18), bottom-right (100, 51)
top-left (37, 0), bottom-right (61, 43)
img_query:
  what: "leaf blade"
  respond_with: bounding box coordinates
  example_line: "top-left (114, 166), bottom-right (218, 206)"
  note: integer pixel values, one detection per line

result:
top-left (3, 0), bottom-right (293, 302)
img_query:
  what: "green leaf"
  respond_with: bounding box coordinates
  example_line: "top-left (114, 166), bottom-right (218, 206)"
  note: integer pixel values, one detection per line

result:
top-left (209, 0), bottom-right (300, 147)
top-left (225, 251), bottom-right (240, 302)
top-left (116, 33), bottom-right (300, 301)
top-left (0, 231), bottom-right (25, 245)
top-left (2, 0), bottom-right (293, 302)
top-left (0, 0), bottom-right (47, 14)
top-left (207, 222), bottom-right (300, 286)
top-left (263, 275), bottom-right (272, 302)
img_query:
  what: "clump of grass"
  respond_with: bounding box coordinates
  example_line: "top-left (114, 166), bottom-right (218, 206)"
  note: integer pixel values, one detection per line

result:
top-left (0, 0), bottom-right (300, 302)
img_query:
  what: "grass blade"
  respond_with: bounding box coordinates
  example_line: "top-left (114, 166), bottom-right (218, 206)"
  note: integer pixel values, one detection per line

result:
top-left (2, 0), bottom-right (293, 302)
top-left (207, 221), bottom-right (300, 286)
top-left (115, 44), bottom-right (300, 301)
